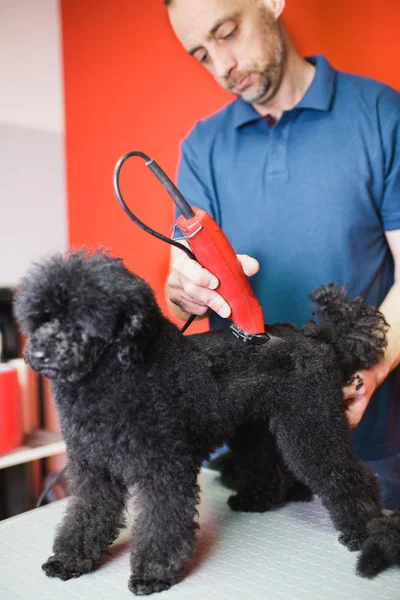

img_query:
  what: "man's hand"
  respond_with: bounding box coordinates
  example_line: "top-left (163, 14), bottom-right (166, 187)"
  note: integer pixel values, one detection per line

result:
top-left (166, 251), bottom-right (259, 320)
top-left (343, 363), bottom-right (389, 427)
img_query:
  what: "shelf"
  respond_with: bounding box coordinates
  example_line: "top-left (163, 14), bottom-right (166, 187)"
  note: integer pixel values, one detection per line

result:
top-left (0, 429), bottom-right (66, 470)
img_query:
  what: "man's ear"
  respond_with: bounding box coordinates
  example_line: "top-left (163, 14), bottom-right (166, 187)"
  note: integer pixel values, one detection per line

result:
top-left (264, 0), bottom-right (285, 20)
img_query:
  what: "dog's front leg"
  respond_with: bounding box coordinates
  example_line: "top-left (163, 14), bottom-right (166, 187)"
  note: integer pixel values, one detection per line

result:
top-left (42, 466), bottom-right (126, 581)
top-left (128, 468), bottom-right (200, 596)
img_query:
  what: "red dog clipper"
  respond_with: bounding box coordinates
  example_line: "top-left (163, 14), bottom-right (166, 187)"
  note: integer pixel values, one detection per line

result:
top-left (176, 208), bottom-right (264, 336)
top-left (114, 151), bottom-right (267, 341)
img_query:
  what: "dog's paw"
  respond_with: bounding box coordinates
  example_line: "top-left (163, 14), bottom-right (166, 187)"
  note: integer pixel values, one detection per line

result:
top-left (128, 576), bottom-right (174, 596)
top-left (356, 541), bottom-right (391, 578)
top-left (42, 554), bottom-right (94, 580)
top-left (338, 531), bottom-right (366, 552)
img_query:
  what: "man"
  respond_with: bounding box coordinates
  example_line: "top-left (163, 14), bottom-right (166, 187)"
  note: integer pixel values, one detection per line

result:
top-left (163, 0), bottom-right (400, 508)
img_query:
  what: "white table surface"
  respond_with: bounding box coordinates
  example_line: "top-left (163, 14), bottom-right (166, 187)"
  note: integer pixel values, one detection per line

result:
top-left (1, 468), bottom-right (399, 599)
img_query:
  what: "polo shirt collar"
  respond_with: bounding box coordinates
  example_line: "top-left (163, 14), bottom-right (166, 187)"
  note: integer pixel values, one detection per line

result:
top-left (296, 55), bottom-right (336, 111)
top-left (232, 55), bottom-right (336, 129)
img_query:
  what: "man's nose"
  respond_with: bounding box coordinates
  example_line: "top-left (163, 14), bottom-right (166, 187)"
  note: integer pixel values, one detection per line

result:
top-left (212, 49), bottom-right (237, 80)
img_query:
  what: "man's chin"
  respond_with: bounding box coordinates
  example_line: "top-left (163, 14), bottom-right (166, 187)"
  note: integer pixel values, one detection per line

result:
top-left (237, 84), bottom-right (273, 105)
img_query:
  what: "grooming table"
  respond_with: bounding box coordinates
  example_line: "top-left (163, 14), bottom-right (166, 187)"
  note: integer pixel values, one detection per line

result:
top-left (1, 469), bottom-right (399, 599)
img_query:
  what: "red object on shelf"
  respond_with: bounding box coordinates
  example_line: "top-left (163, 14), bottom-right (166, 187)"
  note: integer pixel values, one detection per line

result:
top-left (0, 364), bottom-right (23, 454)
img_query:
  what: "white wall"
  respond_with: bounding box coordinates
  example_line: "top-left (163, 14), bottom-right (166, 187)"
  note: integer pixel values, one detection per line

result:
top-left (0, 0), bottom-right (67, 287)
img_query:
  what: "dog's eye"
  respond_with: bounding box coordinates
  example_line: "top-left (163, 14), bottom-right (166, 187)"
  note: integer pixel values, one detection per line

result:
top-left (30, 309), bottom-right (52, 327)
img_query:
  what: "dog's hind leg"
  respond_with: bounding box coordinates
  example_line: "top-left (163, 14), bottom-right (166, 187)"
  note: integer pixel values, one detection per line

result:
top-left (272, 381), bottom-right (382, 552)
top-left (357, 510), bottom-right (400, 577)
top-left (128, 464), bottom-right (200, 596)
top-left (226, 421), bottom-right (313, 512)
top-left (42, 465), bottom-right (126, 581)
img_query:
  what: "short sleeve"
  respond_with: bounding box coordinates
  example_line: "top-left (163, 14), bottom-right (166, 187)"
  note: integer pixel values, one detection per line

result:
top-left (381, 109), bottom-right (400, 231)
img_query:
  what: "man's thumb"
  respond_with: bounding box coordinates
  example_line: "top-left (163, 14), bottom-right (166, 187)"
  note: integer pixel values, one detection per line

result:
top-left (237, 255), bottom-right (260, 277)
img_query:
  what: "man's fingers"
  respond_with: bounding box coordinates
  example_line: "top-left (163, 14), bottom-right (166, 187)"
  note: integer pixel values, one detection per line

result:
top-left (168, 250), bottom-right (258, 319)
top-left (343, 386), bottom-right (356, 400)
top-left (343, 374), bottom-right (364, 399)
top-left (182, 280), bottom-right (231, 318)
top-left (346, 394), bottom-right (370, 428)
top-left (172, 252), bottom-right (259, 288)
top-left (237, 254), bottom-right (260, 277)
top-left (172, 253), bottom-right (219, 289)
top-left (207, 292), bottom-right (231, 318)
top-left (169, 295), bottom-right (210, 317)
top-left (168, 271), bottom-right (231, 318)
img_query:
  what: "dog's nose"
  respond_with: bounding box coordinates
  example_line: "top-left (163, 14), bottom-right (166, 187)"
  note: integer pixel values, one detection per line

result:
top-left (33, 351), bottom-right (50, 363)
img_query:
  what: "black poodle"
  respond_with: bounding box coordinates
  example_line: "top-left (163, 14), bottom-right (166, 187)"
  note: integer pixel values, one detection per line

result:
top-left (13, 250), bottom-right (399, 595)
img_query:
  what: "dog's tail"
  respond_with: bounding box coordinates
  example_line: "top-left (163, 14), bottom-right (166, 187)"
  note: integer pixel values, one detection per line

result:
top-left (302, 284), bottom-right (388, 381)
top-left (357, 511), bottom-right (400, 578)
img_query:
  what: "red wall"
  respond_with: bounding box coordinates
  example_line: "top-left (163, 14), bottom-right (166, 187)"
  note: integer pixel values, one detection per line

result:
top-left (61, 0), bottom-right (400, 330)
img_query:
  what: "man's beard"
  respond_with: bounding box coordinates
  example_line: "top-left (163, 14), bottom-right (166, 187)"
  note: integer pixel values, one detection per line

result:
top-left (229, 69), bottom-right (277, 104)
top-left (228, 10), bottom-right (285, 104)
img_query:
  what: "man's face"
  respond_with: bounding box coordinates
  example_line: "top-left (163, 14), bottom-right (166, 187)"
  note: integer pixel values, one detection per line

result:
top-left (168, 0), bottom-right (285, 105)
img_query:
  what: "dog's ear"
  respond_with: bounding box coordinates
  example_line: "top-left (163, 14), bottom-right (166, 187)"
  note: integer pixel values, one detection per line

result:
top-left (110, 268), bottom-right (164, 365)
top-left (77, 252), bottom-right (164, 365)
top-left (65, 250), bottom-right (164, 346)
top-left (116, 299), bottom-right (162, 365)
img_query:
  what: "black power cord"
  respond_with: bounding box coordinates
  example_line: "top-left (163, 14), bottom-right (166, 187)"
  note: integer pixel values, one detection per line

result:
top-left (114, 151), bottom-right (196, 261)
top-left (36, 464), bottom-right (68, 509)
top-left (113, 150), bottom-right (200, 336)
top-left (36, 152), bottom-right (200, 507)
top-left (113, 151), bottom-right (200, 334)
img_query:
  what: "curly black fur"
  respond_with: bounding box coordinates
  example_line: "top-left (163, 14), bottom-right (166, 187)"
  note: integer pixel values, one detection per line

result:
top-left (357, 511), bottom-right (400, 577)
top-left (13, 250), bottom-right (395, 595)
top-left (303, 283), bottom-right (388, 383)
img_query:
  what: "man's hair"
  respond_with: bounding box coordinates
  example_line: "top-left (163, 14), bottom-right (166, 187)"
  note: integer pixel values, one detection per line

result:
top-left (164, 0), bottom-right (173, 6)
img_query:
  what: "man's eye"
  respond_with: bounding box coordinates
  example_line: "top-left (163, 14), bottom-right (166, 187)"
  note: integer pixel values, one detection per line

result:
top-left (221, 26), bottom-right (237, 39)
top-left (197, 53), bottom-right (209, 64)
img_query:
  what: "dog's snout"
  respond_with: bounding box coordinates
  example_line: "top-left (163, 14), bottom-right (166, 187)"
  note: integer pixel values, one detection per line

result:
top-left (33, 350), bottom-right (50, 363)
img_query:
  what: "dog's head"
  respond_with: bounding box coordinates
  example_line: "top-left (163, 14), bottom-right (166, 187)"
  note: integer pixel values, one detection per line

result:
top-left (13, 250), bottom-right (162, 382)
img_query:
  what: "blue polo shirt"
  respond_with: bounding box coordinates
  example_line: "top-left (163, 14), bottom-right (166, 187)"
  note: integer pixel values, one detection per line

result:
top-left (175, 55), bottom-right (400, 462)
